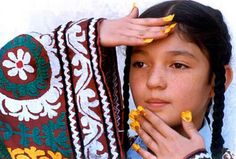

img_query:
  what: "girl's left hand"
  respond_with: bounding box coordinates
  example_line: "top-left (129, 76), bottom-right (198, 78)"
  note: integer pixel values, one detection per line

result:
top-left (134, 108), bottom-right (205, 159)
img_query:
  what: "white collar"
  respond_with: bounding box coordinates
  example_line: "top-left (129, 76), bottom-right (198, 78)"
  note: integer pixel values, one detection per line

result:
top-left (199, 119), bottom-right (212, 155)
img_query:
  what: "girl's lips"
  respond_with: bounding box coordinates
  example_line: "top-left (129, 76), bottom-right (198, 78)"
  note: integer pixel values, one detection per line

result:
top-left (145, 99), bottom-right (170, 109)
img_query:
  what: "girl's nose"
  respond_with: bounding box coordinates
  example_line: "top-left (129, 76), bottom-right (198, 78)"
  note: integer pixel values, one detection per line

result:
top-left (146, 67), bottom-right (167, 90)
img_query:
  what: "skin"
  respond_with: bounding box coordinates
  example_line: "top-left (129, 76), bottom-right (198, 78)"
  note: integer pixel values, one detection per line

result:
top-left (100, 8), bottom-right (208, 158)
top-left (99, 7), bottom-right (233, 159)
top-left (99, 7), bottom-right (170, 47)
top-left (129, 30), bottom-right (213, 158)
top-left (130, 31), bottom-right (213, 133)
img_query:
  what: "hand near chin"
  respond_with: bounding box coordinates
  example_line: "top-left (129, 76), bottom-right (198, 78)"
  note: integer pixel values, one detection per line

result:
top-left (130, 108), bottom-right (205, 159)
top-left (99, 7), bottom-right (175, 47)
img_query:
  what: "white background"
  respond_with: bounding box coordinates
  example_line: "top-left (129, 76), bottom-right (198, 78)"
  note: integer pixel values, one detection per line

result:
top-left (0, 0), bottom-right (235, 153)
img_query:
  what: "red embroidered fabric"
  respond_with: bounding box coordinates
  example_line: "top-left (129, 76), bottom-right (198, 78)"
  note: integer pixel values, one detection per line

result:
top-left (0, 18), bottom-right (125, 159)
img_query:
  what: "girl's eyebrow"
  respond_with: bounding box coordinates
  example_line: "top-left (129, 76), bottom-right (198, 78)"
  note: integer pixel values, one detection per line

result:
top-left (132, 49), bottom-right (146, 54)
top-left (167, 50), bottom-right (197, 59)
top-left (133, 49), bottom-right (196, 57)
top-left (132, 49), bottom-right (198, 61)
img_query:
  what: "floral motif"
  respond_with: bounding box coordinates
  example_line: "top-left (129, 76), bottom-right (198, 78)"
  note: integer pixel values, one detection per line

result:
top-left (0, 34), bottom-right (63, 121)
top-left (3, 49), bottom-right (34, 80)
top-left (0, 113), bottom-right (72, 157)
top-left (7, 146), bottom-right (68, 159)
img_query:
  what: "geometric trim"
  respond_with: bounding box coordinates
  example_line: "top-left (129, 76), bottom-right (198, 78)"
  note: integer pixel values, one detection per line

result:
top-left (56, 23), bottom-right (82, 159)
top-left (89, 18), bottom-right (119, 159)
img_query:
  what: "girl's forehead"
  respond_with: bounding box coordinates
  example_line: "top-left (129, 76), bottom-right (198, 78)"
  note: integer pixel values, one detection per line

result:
top-left (132, 32), bottom-right (210, 63)
top-left (134, 32), bottom-right (201, 54)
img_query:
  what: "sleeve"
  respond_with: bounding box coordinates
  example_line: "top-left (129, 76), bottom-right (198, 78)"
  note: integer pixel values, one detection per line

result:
top-left (0, 18), bottom-right (125, 159)
top-left (185, 148), bottom-right (236, 159)
top-left (222, 149), bottom-right (235, 159)
top-left (184, 149), bottom-right (212, 159)
top-left (0, 137), bottom-right (11, 159)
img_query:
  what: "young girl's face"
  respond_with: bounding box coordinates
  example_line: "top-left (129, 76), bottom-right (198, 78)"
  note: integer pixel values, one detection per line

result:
top-left (130, 32), bottom-right (214, 130)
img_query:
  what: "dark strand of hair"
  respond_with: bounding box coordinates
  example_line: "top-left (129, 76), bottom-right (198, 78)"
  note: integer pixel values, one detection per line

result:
top-left (211, 66), bottom-right (226, 158)
top-left (123, 46), bottom-right (132, 153)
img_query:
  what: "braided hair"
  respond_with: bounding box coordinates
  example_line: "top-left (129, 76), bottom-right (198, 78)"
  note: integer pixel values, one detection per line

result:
top-left (123, 0), bottom-right (232, 158)
top-left (123, 46), bottom-right (132, 152)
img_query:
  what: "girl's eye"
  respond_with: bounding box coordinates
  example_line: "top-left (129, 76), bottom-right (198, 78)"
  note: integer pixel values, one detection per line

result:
top-left (132, 61), bottom-right (147, 68)
top-left (170, 63), bottom-right (189, 69)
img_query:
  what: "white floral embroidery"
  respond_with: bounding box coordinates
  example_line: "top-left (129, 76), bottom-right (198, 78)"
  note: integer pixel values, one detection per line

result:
top-left (67, 20), bottom-right (108, 158)
top-left (2, 49), bottom-right (34, 80)
top-left (0, 34), bottom-right (63, 121)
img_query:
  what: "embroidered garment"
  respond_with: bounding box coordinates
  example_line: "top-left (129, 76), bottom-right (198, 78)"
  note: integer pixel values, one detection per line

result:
top-left (0, 18), bottom-right (125, 159)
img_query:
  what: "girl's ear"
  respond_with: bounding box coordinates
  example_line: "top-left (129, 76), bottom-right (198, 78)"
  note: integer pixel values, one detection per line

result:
top-left (209, 65), bottom-right (233, 97)
top-left (224, 65), bottom-right (233, 90)
top-left (209, 75), bottom-right (215, 97)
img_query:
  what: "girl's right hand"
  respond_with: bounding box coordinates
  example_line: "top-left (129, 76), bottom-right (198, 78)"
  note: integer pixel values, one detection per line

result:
top-left (99, 7), bottom-right (175, 47)
top-left (132, 109), bottom-right (206, 159)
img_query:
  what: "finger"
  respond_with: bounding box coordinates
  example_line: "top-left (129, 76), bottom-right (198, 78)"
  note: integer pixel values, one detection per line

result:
top-left (121, 27), bottom-right (167, 41)
top-left (136, 123), bottom-right (162, 154)
top-left (132, 144), bottom-right (157, 159)
top-left (127, 23), bottom-right (164, 34)
top-left (181, 117), bottom-right (205, 149)
top-left (123, 22), bottom-right (176, 42)
top-left (116, 35), bottom-right (146, 46)
top-left (142, 108), bottom-right (179, 139)
top-left (138, 149), bottom-right (157, 159)
top-left (181, 111), bottom-right (199, 139)
top-left (127, 6), bottom-right (139, 18)
top-left (126, 24), bottom-right (167, 37)
top-left (130, 15), bottom-right (173, 26)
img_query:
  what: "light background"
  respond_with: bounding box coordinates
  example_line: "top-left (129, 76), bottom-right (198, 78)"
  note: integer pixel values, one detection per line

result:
top-left (0, 0), bottom-right (235, 153)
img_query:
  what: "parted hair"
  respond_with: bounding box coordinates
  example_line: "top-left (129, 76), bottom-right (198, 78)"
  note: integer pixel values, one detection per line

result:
top-left (123, 0), bottom-right (232, 158)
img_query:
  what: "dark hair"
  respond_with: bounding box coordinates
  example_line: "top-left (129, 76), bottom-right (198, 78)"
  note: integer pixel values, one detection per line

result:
top-left (123, 0), bottom-right (232, 158)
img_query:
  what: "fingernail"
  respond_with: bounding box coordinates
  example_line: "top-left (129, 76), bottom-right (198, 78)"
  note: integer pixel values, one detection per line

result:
top-left (169, 23), bottom-right (177, 29)
top-left (129, 110), bottom-right (140, 121)
top-left (143, 38), bottom-right (153, 44)
top-left (164, 27), bottom-right (171, 34)
top-left (130, 121), bottom-right (140, 131)
top-left (181, 111), bottom-right (192, 122)
top-left (132, 2), bottom-right (137, 9)
top-left (132, 143), bottom-right (141, 152)
top-left (137, 105), bottom-right (146, 116)
top-left (162, 14), bottom-right (175, 22)
top-left (164, 23), bottom-right (177, 34)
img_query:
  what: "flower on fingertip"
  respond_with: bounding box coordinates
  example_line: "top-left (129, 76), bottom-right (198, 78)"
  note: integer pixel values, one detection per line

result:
top-left (137, 105), bottom-right (146, 116)
top-left (130, 121), bottom-right (140, 131)
top-left (132, 2), bottom-right (137, 9)
top-left (181, 111), bottom-right (192, 122)
top-left (162, 14), bottom-right (175, 22)
top-left (129, 110), bottom-right (139, 121)
top-left (163, 23), bottom-right (177, 34)
top-left (132, 143), bottom-right (141, 152)
top-left (143, 38), bottom-right (153, 44)
top-left (170, 23), bottom-right (177, 29)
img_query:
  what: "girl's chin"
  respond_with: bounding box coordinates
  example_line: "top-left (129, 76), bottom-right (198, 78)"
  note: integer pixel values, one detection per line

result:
top-left (154, 113), bottom-right (181, 127)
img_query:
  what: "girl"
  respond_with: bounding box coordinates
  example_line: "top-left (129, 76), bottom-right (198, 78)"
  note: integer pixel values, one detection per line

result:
top-left (0, 0), bottom-right (234, 158)
top-left (0, 3), bottom-right (174, 159)
top-left (125, 0), bottom-right (235, 159)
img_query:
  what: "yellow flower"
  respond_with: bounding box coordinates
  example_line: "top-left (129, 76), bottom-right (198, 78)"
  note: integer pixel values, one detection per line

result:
top-left (8, 147), bottom-right (67, 159)
top-left (8, 148), bottom-right (25, 159)
top-left (24, 146), bottom-right (45, 159)
top-left (47, 151), bottom-right (63, 159)
top-left (39, 157), bottom-right (49, 159)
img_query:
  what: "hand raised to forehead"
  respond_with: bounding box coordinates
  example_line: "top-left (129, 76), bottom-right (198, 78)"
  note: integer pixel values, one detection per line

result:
top-left (99, 7), bottom-right (176, 47)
